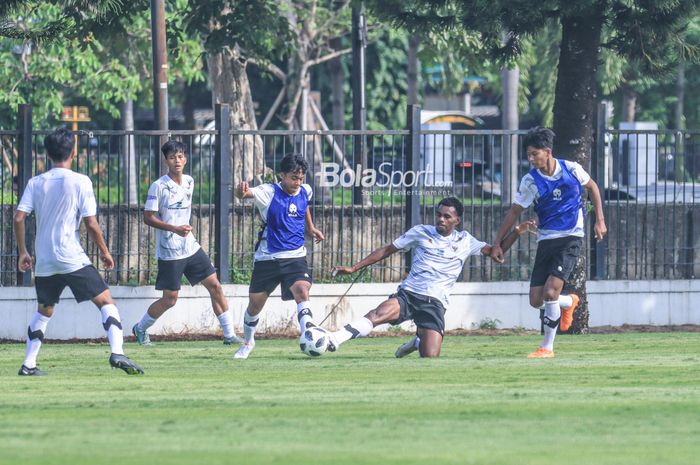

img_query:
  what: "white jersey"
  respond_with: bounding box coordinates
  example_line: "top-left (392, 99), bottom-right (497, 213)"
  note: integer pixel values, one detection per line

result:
top-left (144, 174), bottom-right (200, 260)
top-left (249, 183), bottom-right (313, 262)
top-left (393, 224), bottom-right (487, 307)
top-left (514, 160), bottom-right (591, 241)
top-left (16, 168), bottom-right (95, 276)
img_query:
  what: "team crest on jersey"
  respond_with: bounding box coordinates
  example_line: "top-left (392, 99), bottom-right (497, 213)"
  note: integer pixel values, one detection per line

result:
top-left (553, 188), bottom-right (562, 200)
top-left (288, 203), bottom-right (298, 216)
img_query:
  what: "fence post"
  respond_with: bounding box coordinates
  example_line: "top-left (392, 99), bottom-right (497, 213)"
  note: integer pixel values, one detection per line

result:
top-left (405, 104), bottom-right (421, 272)
top-left (592, 102), bottom-right (608, 279)
top-left (214, 103), bottom-right (231, 284)
top-left (17, 104), bottom-right (33, 287)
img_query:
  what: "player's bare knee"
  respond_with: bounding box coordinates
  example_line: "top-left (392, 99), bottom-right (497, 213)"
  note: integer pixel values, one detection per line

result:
top-left (543, 287), bottom-right (560, 301)
top-left (419, 348), bottom-right (440, 358)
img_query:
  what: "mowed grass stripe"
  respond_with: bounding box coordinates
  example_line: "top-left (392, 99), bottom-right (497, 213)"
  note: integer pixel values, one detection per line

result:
top-left (1, 333), bottom-right (699, 465)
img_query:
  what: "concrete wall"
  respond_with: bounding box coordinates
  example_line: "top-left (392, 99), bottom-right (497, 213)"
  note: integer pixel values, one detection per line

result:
top-left (1, 280), bottom-right (698, 340)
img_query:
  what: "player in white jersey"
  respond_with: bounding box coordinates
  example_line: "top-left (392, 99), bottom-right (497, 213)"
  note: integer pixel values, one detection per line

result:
top-left (331, 197), bottom-right (532, 357)
top-left (131, 141), bottom-right (240, 346)
top-left (13, 127), bottom-right (143, 375)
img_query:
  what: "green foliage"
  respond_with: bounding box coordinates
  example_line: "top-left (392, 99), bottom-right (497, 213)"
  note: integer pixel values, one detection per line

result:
top-left (471, 317), bottom-right (501, 330)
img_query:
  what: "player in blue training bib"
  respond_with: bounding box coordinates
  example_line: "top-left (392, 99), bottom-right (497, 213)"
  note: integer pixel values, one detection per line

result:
top-left (491, 127), bottom-right (607, 358)
top-left (233, 153), bottom-right (325, 359)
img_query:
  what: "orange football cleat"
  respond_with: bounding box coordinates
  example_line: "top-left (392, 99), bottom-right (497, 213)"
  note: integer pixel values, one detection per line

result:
top-left (559, 294), bottom-right (580, 332)
top-left (527, 347), bottom-right (555, 358)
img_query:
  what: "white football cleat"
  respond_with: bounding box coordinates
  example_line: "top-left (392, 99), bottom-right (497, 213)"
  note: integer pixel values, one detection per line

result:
top-left (233, 343), bottom-right (255, 359)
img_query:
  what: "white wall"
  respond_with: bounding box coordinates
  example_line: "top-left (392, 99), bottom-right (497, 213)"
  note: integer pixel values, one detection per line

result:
top-left (1, 280), bottom-right (698, 340)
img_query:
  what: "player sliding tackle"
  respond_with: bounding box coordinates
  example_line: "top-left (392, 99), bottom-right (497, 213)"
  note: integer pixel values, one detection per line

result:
top-left (330, 197), bottom-right (534, 357)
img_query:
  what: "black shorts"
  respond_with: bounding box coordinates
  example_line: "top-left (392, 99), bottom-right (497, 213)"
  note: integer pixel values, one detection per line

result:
top-left (249, 258), bottom-right (312, 301)
top-left (389, 288), bottom-right (446, 336)
top-left (530, 236), bottom-right (583, 287)
top-left (156, 248), bottom-right (216, 291)
top-left (35, 265), bottom-right (109, 306)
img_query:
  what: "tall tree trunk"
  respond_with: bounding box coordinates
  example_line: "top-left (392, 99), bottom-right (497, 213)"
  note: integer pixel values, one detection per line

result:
top-left (621, 84), bottom-right (637, 122)
top-left (552, 8), bottom-right (604, 334)
top-left (329, 37), bottom-right (345, 130)
top-left (407, 34), bottom-right (420, 106)
top-left (208, 47), bottom-right (265, 190)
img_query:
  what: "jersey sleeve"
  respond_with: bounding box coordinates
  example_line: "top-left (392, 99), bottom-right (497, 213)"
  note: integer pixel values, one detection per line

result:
top-left (513, 174), bottom-right (537, 208)
top-left (466, 232), bottom-right (488, 256)
top-left (79, 177), bottom-right (97, 218)
top-left (16, 179), bottom-right (34, 213)
top-left (250, 184), bottom-right (275, 209)
top-left (565, 160), bottom-right (591, 185)
top-left (393, 225), bottom-right (423, 251)
top-left (144, 182), bottom-right (160, 212)
top-left (303, 184), bottom-right (313, 201)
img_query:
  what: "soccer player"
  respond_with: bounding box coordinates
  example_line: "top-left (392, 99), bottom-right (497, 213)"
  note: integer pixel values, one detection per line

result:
top-left (330, 197), bottom-right (532, 358)
top-left (132, 141), bottom-right (240, 346)
top-left (233, 153), bottom-right (325, 359)
top-left (14, 127), bottom-right (143, 376)
top-left (490, 127), bottom-right (607, 358)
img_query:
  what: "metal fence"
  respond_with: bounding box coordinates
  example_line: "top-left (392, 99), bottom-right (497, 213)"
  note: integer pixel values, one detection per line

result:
top-left (1, 104), bottom-right (699, 287)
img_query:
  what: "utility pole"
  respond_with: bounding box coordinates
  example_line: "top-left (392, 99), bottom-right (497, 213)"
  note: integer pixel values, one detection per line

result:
top-left (151, 0), bottom-right (169, 174)
top-left (351, 2), bottom-right (367, 205)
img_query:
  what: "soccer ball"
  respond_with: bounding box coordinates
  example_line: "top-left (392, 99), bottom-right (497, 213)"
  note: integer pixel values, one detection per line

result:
top-left (299, 327), bottom-right (330, 357)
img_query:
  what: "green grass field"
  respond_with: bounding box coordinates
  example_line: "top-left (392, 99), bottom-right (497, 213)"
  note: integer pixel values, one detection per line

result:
top-left (2, 333), bottom-right (700, 465)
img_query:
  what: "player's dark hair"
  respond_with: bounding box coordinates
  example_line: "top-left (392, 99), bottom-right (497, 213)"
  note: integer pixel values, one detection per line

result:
top-left (438, 197), bottom-right (463, 218)
top-left (161, 140), bottom-right (187, 158)
top-left (44, 127), bottom-right (74, 162)
top-left (523, 127), bottom-right (555, 151)
top-left (280, 153), bottom-right (308, 174)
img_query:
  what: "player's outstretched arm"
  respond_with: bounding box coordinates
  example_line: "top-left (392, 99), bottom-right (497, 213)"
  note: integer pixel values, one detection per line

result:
top-left (234, 181), bottom-right (254, 199)
top-left (305, 208), bottom-right (324, 243)
top-left (490, 204), bottom-right (524, 262)
top-left (333, 244), bottom-right (398, 276)
top-left (481, 219), bottom-right (536, 260)
top-left (13, 210), bottom-right (32, 271)
top-left (83, 216), bottom-right (114, 270)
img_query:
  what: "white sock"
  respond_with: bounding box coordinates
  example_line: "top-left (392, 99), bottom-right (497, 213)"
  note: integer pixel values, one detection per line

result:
top-left (243, 310), bottom-right (259, 345)
top-left (332, 317), bottom-right (374, 346)
top-left (558, 294), bottom-right (573, 309)
top-left (541, 300), bottom-right (561, 351)
top-left (23, 312), bottom-right (51, 369)
top-left (297, 301), bottom-right (314, 331)
top-left (137, 313), bottom-right (157, 332)
top-left (217, 310), bottom-right (235, 339)
top-left (101, 304), bottom-right (124, 355)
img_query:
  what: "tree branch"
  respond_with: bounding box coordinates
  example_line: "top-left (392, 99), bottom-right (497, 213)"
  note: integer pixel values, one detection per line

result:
top-left (246, 57), bottom-right (286, 81)
top-left (307, 47), bottom-right (352, 67)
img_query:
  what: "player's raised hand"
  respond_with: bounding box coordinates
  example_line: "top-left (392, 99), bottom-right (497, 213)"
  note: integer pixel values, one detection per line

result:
top-left (235, 181), bottom-right (250, 199)
top-left (100, 252), bottom-right (115, 270)
top-left (18, 251), bottom-right (33, 272)
top-left (332, 266), bottom-right (355, 277)
top-left (173, 224), bottom-right (193, 237)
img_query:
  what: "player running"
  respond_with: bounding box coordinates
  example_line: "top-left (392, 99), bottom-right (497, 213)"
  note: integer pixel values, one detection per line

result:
top-left (132, 140), bottom-right (240, 346)
top-left (330, 197), bottom-right (533, 357)
top-left (233, 153), bottom-right (325, 359)
top-left (14, 127), bottom-right (143, 376)
top-left (490, 127), bottom-right (607, 358)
